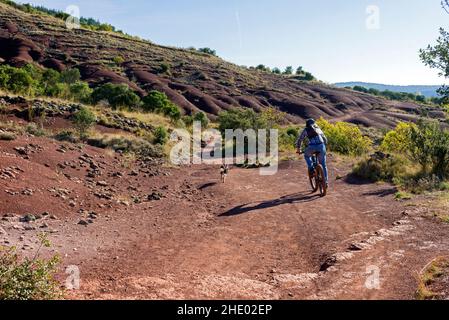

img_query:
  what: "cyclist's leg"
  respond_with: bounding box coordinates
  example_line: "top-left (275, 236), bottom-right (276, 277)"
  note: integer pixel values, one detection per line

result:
top-left (317, 144), bottom-right (328, 183)
top-left (304, 146), bottom-right (315, 172)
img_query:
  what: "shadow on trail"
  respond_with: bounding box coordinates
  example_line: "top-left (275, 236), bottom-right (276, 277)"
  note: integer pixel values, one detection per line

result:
top-left (220, 191), bottom-right (321, 217)
top-left (344, 173), bottom-right (375, 185)
top-left (199, 182), bottom-right (217, 190)
top-left (362, 187), bottom-right (398, 197)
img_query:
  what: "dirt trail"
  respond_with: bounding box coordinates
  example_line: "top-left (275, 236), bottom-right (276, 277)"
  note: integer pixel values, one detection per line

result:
top-left (65, 160), bottom-right (449, 300)
top-left (1, 137), bottom-right (448, 300)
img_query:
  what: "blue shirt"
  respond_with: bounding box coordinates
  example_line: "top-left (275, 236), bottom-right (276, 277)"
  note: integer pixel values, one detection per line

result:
top-left (296, 125), bottom-right (328, 149)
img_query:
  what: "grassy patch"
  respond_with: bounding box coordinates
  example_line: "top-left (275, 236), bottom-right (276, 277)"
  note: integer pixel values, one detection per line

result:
top-left (394, 191), bottom-right (413, 201)
top-left (0, 131), bottom-right (16, 141)
top-left (416, 257), bottom-right (449, 300)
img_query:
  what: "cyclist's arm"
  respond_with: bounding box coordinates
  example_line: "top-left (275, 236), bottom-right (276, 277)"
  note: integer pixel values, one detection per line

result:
top-left (295, 130), bottom-right (307, 151)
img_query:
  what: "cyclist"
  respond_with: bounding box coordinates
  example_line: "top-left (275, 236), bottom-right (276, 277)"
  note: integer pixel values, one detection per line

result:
top-left (296, 119), bottom-right (329, 187)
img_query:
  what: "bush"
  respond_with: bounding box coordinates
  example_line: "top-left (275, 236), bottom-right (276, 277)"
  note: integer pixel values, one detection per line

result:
top-left (279, 127), bottom-right (299, 152)
top-left (380, 122), bottom-right (415, 154)
top-left (153, 126), bottom-right (168, 145)
top-left (193, 112), bottom-right (209, 128)
top-left (0, 65), bottom-right (36, 95)
top-left (182, 115), bottom-right (194, 126)
top-left (316, 118), bottom-right (372, 156)
top-left (26, 123), bottom-right (46, 137)
top-left (353, 152), bottom-right (413, 183)
top-left (142, 90), bottom-right (181, 122)
top-left (197, 48), bottom-right (217, 56)
top-left (72, 106), bottom-right (96, 139)
top-left (283, 66), bottom-right (293, 75)
top-left (218, 108), bottom-right (263, 133)
top-left (158, 63), bottom-right (171, 74)
top-left (55, 130), bottom-right (78, 143)
top-left (113, 56), bottom-right (125, 65)
top-left (142, 90), bottom-right (170, 112)
top-left (381, 120), bottom-right (449, 178)
top-left (0, 234), bottom-right (61, 300)
top-left (60, 68), bottom-right (81, 85)
top-left (87, 135), bottom-right (164, 158)
top-left (67, 81), bottom-right (93, 103)
top-left (92, 83), bottom-right (141, 109)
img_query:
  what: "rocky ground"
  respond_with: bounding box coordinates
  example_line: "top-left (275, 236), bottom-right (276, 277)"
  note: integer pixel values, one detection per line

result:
top-left (1, 133), bottom-right (448, 300)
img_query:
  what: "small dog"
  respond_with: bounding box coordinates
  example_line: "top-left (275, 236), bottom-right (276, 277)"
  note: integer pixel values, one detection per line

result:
top-left (220, 164), bottom-right (229, 183)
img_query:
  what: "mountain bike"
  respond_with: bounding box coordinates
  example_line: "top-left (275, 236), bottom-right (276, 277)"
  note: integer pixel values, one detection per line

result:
top-left (298, 151), bottom-right (328, 197)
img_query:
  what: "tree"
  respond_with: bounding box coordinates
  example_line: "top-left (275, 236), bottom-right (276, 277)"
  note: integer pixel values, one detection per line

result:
top-left (60, 68), bottom-right (81, 85)
top-left (303, 72), bottom-right (315, 81)
top-left (142, 90), bottom-right (172, 112)
top-left (420, 28), bottom-right (449, 103)
top-left (272, 67), bottom-right (281, 74)
top-left (7, 67), bottom-right (35, 94)
top-left (92, 83), bottom-right (141, 109)
top-left (296, 66), bottom-right (304, 75)
top-left (69, 81), bottom-right (93, 103)
top-left (284, 66), bottom-right (293, 75)
top-left (72, 106), bottom-right (96, 139)
top-left (256, 64), bottom-right (269, 72)
top-left (142, 90), bottom-right (182, 122)
top-left (198, 48), bottom-right (217, 56)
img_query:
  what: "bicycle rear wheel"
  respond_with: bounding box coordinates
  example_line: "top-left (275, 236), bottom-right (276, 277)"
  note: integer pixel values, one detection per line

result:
top-left (309, 170), bottom-right (318, 193)
top-left (316, 165), bottom-right (327, 197)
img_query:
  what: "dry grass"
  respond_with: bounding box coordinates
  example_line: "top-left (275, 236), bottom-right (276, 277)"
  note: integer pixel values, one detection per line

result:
top-left (118, 110), bottom-right (174, 129)
top-left (416, 256), bottom-right (449, 300)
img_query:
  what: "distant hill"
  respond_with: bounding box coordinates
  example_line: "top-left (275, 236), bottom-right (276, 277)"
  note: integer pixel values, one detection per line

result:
top-left (334, 82), bottom-right (441, 98)
top-left (0, 1), bottom-right (439, 128)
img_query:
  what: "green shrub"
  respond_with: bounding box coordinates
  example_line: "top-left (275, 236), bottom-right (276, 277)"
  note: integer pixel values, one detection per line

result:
top-left (55, 130), bottom-right (78, 143)
top-left (158, 63), bottom-right (171, 74)
top-left (197, 48), bottom-right (217, 56)
top-left (68, 81), bottom-right (93, 103)
top-left (142, 90), bottom-right (170, 112)
top-left (382, 121), bottom-right (449, 178)
top-left (279, 127), bottom-right (299, 152)
top-left (60, 69), bottom-right (81, 85)
top-left (283, 66), bottom-right (293, 75)
top-left (72, 106), bottom-right (96, 139)
top-left (182, 115), bottom-right (194, 126)
top-left (317, 118), bottom-right (372, 156)
top-left (142, 90), bottom-right (181, 122)
top-left (402, 174), bottom-right (448, 194)
top-left (0, 234), bottom-right (61, 300)
top-left (113, 56), bottom-right (125, 65)
top-left (353, 153), bottom-right (412, 183)
top-left (380, 122), bottom-right (415, 154)
top-left (218, 108), bottom-right (264, 133)
top-left (26, 123), bottom-right (46, 137)
top-left (0, 65), bottom-right (36, 95)
top-left (409, 120), bottom-right (449, 178)
top-left (154, 126), bottom-right (168, 145)
top-left (92, 83), bottom-right (141, 109)
top-left (193, 112), bottom-right (209, 128)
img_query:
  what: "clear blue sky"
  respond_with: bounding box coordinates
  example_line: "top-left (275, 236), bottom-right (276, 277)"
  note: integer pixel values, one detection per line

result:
top-left (19, 0), bottom-right (449, 85)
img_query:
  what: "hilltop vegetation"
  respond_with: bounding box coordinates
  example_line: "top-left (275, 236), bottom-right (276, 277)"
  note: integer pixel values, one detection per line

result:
top-left (0, 0), bottom-right (125, 34)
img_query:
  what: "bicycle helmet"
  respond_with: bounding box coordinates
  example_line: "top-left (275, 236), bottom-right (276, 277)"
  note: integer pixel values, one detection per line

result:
top-left (306, 118), bottom-right (316, 127)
